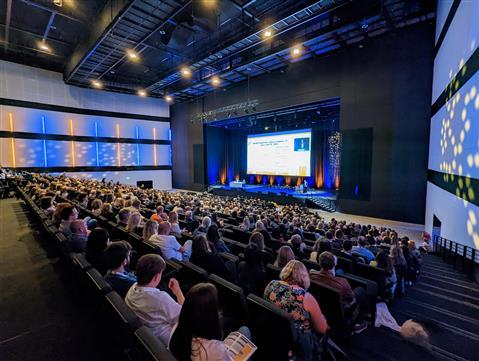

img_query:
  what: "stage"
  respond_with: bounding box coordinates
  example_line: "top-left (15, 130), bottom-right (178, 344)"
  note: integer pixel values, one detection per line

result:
top-left (208, 184), bottom-right (337, 211)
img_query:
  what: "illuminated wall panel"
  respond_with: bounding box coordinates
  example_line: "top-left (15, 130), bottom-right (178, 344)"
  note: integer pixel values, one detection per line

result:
top-left (426, 1), bottom-right (479, 250)
top-left (0, 138), bottom-right (44, 167)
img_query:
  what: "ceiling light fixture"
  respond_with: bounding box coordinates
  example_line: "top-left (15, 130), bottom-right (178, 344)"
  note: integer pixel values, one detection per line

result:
top-left (291, 45), bottom-right (302, 57)
top-left (38, 42), bottom-right (50, 52)
top-left (263, 30), bottom-right (272, 38)
top-left (211, 76), bottom-right (221, 86)
top-left (127, 50), bottom-right (139, 60)
top-left (91, 80), bottom-right (103, 88)
top-left (137, 90), bottom-right (147, 97)
top-left (165, 95), bottom-right (173, 103)
top-left (53, 0), bottom-right (63, 7)
top-left (181, 67), bottom-right (192, 77)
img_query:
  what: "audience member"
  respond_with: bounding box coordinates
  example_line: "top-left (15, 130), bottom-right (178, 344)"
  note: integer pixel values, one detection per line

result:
top-left (190, 235), bottom-right (232, 280)
top-left (352, 237), bottom-right (375, 263)
top-left (85, 227), bottom-right (111, 275)
top-left (237, 243), bottom-right (266, 296)
top-left (104, 240), bottom-right (136, 298)
top-left (274, 245), bottom-right (295, 268)
top-left (149, 222), bottom-right (192, 261)
top-left (68, 219), bottom-right (89, 252)
top-left (125, 254), bottom-right (184, 345)
top-left (143, 219), bottom-right (159, 241)
top-left (264, 260), bottom-right (328, 360)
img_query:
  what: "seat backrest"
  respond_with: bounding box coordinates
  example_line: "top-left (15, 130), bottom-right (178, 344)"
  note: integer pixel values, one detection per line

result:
top-left (354, 263), bottom-right (386, 298)
top-left (336, 256), bottom-right (353, 274)
top-left (246, 294), bottom-right (294, 361)
top-left (265, 263), bottom-right (281, 283)
top-left (71, 252), bottom-right (92, 272)
top-left (86, 268), bottom-right (112, 295)
top-left (104, 291), bottom-right (143, 331)
top-left (308, 281), bottom-right (346, 332)
top-left (208, 274), bottom-right (248, 331)
top-left (133, 326), bottom-right (177, 361)
top-left (177, 261), bottom-right (208, 290)
top-left (302, 259), bottom-right (322, 272)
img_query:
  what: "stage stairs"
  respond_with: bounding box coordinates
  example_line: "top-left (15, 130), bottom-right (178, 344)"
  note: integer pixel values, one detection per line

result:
top-left (306, 197), bottom-right (336, 212)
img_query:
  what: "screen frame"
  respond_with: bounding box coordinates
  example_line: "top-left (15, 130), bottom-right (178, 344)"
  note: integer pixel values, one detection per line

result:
top-left (246, 128), bottom-right (312, 177)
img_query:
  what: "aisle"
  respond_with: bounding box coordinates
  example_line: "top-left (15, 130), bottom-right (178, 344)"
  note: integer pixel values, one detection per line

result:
top-left (0, 198), bottom-right (127, 361)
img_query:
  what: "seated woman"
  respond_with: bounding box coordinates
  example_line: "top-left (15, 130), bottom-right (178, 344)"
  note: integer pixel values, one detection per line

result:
top-left (190, 235), bottom-right (232, 281)
top-left (90, 198), bottom-right (103, 217)
top-left (248, 232), bottom-right (274, 267)
top-left (143, 219), bottom-right (159, 241)
top-left (274, 245), bottom-right (295, 268)
top-left (126, 211), bottom-right (143, 235)
top-left (207, 224), bottom-right (230, 253)
top-left (169, 283), bottom-right (250, 361)
top-left (101, 203), bottom-right (116, 221)
top-left (289, 234), bottom-right (307, 260)
top-left (237, 243), bottom-right (267, 296)
top-left (85, 227), bottom-right (111, 275)
top-left (370, 249), bottom-right (397, 296)
top-left (264, 260), bottom-right (328, 361)
top-left (169, 211), bottom-right (182, 237)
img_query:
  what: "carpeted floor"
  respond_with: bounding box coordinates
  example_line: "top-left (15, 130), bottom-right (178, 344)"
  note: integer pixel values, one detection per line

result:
top-left (0, 198), bottom-right (128, 361)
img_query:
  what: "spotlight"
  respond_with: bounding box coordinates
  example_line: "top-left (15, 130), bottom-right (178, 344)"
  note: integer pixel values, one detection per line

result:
top-left (263, 29), bottom-right (272, 38)
top-left (264, 126), bottom-right (269, 130)
top-left (91, 80), bottom-right (103, 88)
top-left (137, 89), bottom-right (147, 97)
top-left (181, 67), bottom-right (192, 77)
top-left (38, 42), bottom-right (50, 52)
top-left (291, 45), bottom-right (302, 57)
top-left (211, 76), bottom-right (221, 86)
top-left (165, 95), bottom-right (173, 103)
top-left (361, 23), bottom-right (368, 30)
top-left (53, 0), bottom-right (62, 7)
top-left (127, 50), bottom-right (139, 60)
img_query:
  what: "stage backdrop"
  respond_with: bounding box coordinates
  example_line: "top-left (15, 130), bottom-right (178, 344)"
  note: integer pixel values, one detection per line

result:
top-left (204, 125), bottom-right (339, 190)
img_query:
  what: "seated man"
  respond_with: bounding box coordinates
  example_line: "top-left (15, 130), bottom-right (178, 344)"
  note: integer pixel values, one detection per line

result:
top-left (104, 241), bottom-right (137, 298)
top-left (310, 251), bottom-right (367, 333)
top-left (184, 210), bottom-right (199, 233)
top-left (149, 222), bottom-right (192, 261)
top-left (68, 219), bottom-right (88, 253)
top-left (352, 237), bottom-right (375, 263)
top-left (338, 239), bottom-right (356, 262)
top-left (125, 254), bottom-right (185, 345)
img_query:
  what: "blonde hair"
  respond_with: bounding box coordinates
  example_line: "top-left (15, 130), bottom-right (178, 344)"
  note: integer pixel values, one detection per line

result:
top-left (127, 212), bottom-right (142, 232)
top-left (143, 220), bottom-right (158, 241)
top-left (280, 260), bottom-right (310, 289)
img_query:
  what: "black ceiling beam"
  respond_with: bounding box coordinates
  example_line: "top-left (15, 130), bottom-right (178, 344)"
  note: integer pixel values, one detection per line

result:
top-left (0, 23), bottom-right (72, 47)
top-left (19, 0), bottom-right (82, 23)
top-left (94, 0), bottom-right (193, 81)
top-left (4, 0), bottom-right (12, 51)
top-left (64, 0), bottom-right (134, 82)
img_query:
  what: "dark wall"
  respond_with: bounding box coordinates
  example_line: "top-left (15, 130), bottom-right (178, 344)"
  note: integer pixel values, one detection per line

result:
top-left (171, 22), bottom-right (434, 223)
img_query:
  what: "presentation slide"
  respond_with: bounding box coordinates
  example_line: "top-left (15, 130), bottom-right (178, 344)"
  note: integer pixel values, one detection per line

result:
top-left (247, 129), bottom-right (311, 176)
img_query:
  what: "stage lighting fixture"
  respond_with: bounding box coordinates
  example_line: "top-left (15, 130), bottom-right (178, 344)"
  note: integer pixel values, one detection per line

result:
top-left (38, 42), bottom-right (50, 52)
top-left (181, 67), bottom-right (192, 77)
top-left (53, 0), bottom-right (62, 7)
top-left (137, 89), bottom-right (147, 97)
top-left (263, 29), bottom-right (272, 38)
top-left (165, 95), bottom-right (173, 103)
top-left (91, 80), bottom-right (103, 88)
top-left (291, 45), bottom-right (302, 57)
top-left (211, 76), bottom-right (221, 86)
top-left (264, 126), bottom-right (269, 130)
top-left (127, 50), bottom-right (139, 60)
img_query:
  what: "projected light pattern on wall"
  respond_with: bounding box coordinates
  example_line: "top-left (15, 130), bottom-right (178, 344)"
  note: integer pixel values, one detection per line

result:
top-left (426, 0), bottom-right (479, 250)
top-left (0, 105), bottom-right (171, 169)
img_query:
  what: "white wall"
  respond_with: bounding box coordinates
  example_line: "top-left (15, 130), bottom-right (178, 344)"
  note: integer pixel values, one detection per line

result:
top-left (0, 60), bottom-right (169, 117)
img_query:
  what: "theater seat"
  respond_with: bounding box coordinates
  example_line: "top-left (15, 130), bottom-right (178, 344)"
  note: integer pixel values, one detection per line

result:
top-left (208, 274), bottom-right (248, 334)
top-left (308, 281), bottom-right (352, 336)
top-left (265, 263), bottom-right (282, 283)
top-left (71, 253), bottom-right (92, 272)
top-left (246, 294), bottom-right (294, 361)
top-left (133, 326), bottom-right (177, 361)
top-left (176, 261), bottom-right (208, 291)
top-left (86, 268), bottom-right (112, 295)
top-left (353, 263), bottom-right (386, 299)
top-left (104, 291), bottom-right (142, 332)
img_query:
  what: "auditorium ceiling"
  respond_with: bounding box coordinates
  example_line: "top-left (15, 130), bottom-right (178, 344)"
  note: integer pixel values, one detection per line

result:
top-left (0, 0), bottom-right (435, 103)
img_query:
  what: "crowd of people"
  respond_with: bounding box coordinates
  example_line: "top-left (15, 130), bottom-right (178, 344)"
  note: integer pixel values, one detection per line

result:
top-left (21, 172), bottom-right (431, 361)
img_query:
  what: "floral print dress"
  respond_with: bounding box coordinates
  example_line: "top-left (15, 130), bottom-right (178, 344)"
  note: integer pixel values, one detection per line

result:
top-left (264, 280), bottom-right (311, 330)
